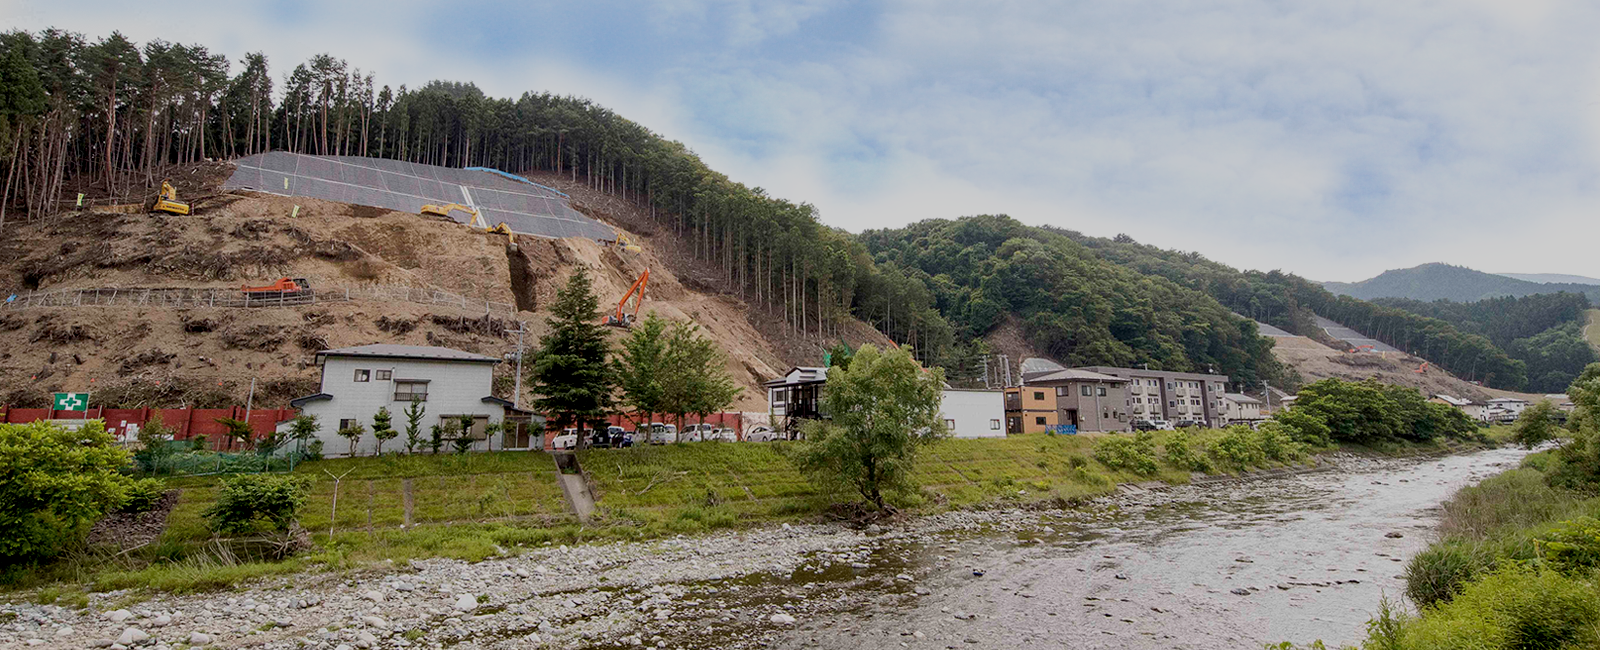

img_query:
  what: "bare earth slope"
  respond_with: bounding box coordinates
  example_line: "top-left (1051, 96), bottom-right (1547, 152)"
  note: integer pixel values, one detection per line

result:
top-left (0, 163), bottom-right (879, 410)
top-left (1268, 335), bottom-right (1545, 402)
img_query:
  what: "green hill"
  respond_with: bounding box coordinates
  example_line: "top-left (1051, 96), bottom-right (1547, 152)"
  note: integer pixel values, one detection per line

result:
top-left (1324, 263), bottom-right (1600, 303)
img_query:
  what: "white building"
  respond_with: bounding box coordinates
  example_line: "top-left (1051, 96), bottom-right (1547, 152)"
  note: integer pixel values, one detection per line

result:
top-left (1430, 394), bottom-right (1487, 421)
top-left (289, 344), bottom-right (522, 456)
top-left (1486, 398), bottom-right (1530, 417)
top-left (940, 389), bottom-right (1006, 438)
top-left (1222, 393), bottom-right (1265, 424)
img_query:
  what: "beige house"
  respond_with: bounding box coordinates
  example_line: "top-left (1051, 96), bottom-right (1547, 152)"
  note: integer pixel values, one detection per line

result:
top-left (1222, 393), bottom-right (1265, 424)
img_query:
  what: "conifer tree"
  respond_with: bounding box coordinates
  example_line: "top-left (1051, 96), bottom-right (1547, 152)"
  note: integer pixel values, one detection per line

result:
top-left (530, 269), bottom-right (616, 448)
top-left (371, 406), bottom-right (396, 455)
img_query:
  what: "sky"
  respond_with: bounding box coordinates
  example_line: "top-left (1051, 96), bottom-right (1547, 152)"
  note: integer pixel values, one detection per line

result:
top-left (6, 0), bottom-right (1600, 282)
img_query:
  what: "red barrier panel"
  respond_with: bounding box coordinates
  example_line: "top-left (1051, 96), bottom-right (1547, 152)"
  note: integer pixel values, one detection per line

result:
top-left (1, 405), bottom-right (298, 450)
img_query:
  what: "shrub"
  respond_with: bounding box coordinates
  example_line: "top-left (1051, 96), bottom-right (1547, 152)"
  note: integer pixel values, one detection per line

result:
top-left (1093, 432), bottom-right (1158, 475)
top-left (116, 478), bottom-right (168, 514)
top-left (1398, 567), bottom-right (1600, 650)
top-left (1255, 423), bottom-right (1305, 462)
top-left (1208, 426), bottom-right (1266, 469)
top-left (1536, 517), bottom-right (1600, 576)
top-left (0, 421), bottom-right (132, 562)
top-left (1162, 432), bottom-right (1212, 473)
top-left (201, 474), bottom-right (311, 534)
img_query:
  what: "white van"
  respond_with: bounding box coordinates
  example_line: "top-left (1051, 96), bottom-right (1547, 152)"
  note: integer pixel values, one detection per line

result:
top-left (683, 423), bottom-right (718, 442)
top-left (648, 423), bottom-right (679, 445)
top-left (552, 428), bottom-right (579, 450)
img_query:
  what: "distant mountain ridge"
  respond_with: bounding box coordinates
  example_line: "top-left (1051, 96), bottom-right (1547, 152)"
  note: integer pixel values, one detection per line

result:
top-left (1498, 272), bottom-right (1600, 286)
top-left (1324, 263), bottom-right (1600, 303)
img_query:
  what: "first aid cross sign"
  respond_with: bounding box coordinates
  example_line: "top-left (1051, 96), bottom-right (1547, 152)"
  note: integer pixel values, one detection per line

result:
top-left (53, 392), bottom-right (89, 411)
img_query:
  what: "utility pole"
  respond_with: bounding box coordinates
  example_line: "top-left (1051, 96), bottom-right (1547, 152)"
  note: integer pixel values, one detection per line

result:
top-left (981, 355), bottom-right (991, 390)
top-left (1262, 380), bottom-right (1272, 416)
top-left (511, 321), bottom-right (527, 409)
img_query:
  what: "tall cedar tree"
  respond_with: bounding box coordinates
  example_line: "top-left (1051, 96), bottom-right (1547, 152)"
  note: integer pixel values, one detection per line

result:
top-left (794, 344), bottom-right (947, 509)
top-left (403, 399), bottom-right (425, 453)
top-left (618, 312), bottom-right (670, 429)
top-left (531, 269), bottom-right (616, 447)
top-left (371, 406), bottom-right (396, 454)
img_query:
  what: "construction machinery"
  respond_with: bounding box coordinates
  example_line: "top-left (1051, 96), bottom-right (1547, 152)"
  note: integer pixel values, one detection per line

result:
top-left (419, 203), bottom-right (482, 225)
top-left (615, 232), bottom-right (642, 254)
top-left (242, 277), bottom-right (312, 301)
top-left (153, 179), bottom-right (191, 215)
top-left (603, 269), bottom-right (649, 328)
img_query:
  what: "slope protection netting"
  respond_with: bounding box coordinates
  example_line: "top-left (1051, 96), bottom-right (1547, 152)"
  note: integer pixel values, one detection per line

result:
top-left (224, 152), bottom-right (614, 241)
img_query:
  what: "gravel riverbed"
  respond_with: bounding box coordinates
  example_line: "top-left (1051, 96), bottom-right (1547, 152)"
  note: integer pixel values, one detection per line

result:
top-left (0, 449), bottom-right (1522, 650)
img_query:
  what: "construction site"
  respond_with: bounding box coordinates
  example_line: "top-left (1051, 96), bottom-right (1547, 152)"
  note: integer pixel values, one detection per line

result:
top-left (0, 155), bottom-right (882, 412)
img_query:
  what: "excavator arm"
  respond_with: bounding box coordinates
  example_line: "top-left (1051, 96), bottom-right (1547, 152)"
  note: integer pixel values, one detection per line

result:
top-left (603, 270), bottom-right (649, 328)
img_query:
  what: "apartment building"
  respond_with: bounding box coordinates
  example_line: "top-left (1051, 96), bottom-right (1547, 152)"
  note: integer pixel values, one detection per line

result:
top-left (1005, 362), bottom-right (1131, 433)
top-left (1077, 366), bottom-right (1229, 427)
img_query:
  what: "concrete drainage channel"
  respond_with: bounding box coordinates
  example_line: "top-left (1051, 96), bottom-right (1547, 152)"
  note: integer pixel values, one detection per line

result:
top-left (552, 453), bottom-right (597, 523)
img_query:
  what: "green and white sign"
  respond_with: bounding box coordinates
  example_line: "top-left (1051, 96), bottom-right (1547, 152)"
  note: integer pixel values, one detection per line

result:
top-left (53, 392), bottom-right (89, 411)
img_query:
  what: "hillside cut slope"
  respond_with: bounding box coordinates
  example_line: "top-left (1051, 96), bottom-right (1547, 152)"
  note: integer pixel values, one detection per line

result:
top-left (0, 162), bottom-right (863, 411)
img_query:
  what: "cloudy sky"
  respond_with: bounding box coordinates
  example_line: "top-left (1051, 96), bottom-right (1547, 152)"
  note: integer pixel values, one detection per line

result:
top-left (8, 0), bottom-right (1599, 281)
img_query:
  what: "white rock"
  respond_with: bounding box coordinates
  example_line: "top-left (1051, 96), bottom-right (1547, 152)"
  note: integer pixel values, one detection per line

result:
top-left (514, 568), bottom-right (530, 578)
top-left (116, 628), bottom-right (149, 645)
top-left (187, 632), bottom-right (213, 646)
top-left (88, 638), bottom-right (115, 647)
top-left (25, 639), bottom-right (44, 646)
top-left (523, 633), bottom-right (542, 643)
top-left (106, 610), bottom-right (134, 623)
top-left (363, 591), bottom-right (385, 603)
top-left (357, 631), bottom-right (377, 644)
top-left (454, 594), bottom-right (479, 612)
top-left (149, 615), bottom-right (171, 628)
top-left (54, 627), bottom-right (74, 637)
top-left (335, 645), bottom-right (353, 650)
top-left (361, 616), bottom-right (388, 630)
top-left (109, 645), bottom-right (127, 650)
top-left (770, 613), bottom-right (797, 625)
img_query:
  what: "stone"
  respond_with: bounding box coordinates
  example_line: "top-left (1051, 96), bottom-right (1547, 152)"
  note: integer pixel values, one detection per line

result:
top-left (55, 627), bottom-right (74, 638)
top-left (514, 568), bottom-right (530, 578)
top-left (1114, 574), bottom-right (1128, 580)
top-left (971, 569), bottom-right (985, 577)
top-left (895, 573), bottom-right (914, 582)
top-left (89, 638), bottom-right (116, 648)
top-left (524, 633), bottom-right (542, 643)
top-left (454, 594), bottom-right (479, 612)
top-left (363, 591), bottom-right (385, 603)
top-left (116, 628), bottom-right (149, 645)
top-left (335, 644), bottom-right (353, 650)
top-left (149, 615), bottom-right (171, 628)
top-left (770, 613), bottom-right (797, 626)
top-left (362, 616), bottom-right (388, 630)
top-left (187, 632), bottom-right (213, 646)
top-left (1230, 588), bottom-right (1251, 596)
top-left (106, 610), bottom-right (134, 623)
top-left (1385, 532), bottom-right (1404, 539)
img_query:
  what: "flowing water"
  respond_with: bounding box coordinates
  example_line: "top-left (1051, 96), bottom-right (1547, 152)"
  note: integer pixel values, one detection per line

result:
top-left (601, 447), bottom-right (1526, 650)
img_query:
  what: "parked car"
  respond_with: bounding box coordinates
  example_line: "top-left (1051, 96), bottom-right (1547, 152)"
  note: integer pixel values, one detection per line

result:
top-left (1173, 419), bottom-right (1205, 429)
top-left (1130, 419), bottom-right (1158, 432)
top-left (1142, 418), bottom-right (1175, 431)
top-left (613, 430), bottom-right (636, 448)
top-left (590, 427), bottom-right (613, 449)
top-left (709, 427), bottom-right (738, 442)
top-left (552, 428), bottom-right (579, 450)
top-left (684, 423), bottom-right (725, 442)
top-left (648, 423), bottom-right (679, 444)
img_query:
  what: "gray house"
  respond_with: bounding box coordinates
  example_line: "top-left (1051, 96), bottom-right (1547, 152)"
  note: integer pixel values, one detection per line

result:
top-left (290, 344), bottom-right (529, 456)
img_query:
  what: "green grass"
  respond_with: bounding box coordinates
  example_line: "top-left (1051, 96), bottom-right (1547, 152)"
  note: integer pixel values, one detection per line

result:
top-left (1586, 309), bottom-right (1600, 355)
top-left (3, 431), bottom-right (1341, 594)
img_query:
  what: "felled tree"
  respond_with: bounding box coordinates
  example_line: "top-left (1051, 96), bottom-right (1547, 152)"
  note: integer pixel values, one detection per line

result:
top-left (529, 268), bottom-right (616, 448)
top-left (371, 407), bottom-right (397, 455)
top-left (794, 345), bottom-right (947, 510)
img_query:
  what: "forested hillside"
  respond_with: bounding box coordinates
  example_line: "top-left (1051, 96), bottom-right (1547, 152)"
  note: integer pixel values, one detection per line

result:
top-left (0, 28), bottom-right (1295, 386)
top-left (1035, 228), bottom-right (1533, 391)
top-left (1372, 294), bottom-right (1597, 393)
top-left (860, 216), bottom-right (1284, 385)
top-left (1325, 263), bottom-right (1600, 303)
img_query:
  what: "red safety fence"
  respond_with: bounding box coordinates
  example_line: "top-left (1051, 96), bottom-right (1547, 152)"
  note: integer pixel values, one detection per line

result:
top-left (0, 406), bottom-right (298, 451)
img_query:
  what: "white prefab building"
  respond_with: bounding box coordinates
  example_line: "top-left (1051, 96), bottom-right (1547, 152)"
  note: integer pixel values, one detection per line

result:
top-left (290, 344), bottom-right (519, 456)
top-left (940, 389), bottom-right (1006, 438)
top-left (1486, 398), bottom-right (1530, 417)
top-left (1222, 393), bottom-right (1265, 424)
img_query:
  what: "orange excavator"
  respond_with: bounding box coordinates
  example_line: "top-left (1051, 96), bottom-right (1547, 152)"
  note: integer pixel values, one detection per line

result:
top-left (242, 277), bottom-right (312, 300)
top-left (602, 270), bottom-right (648, 328)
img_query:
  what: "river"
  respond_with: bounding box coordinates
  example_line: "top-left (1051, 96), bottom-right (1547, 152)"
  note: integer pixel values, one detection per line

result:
top-left (617, 447), bottom-right (1526, 650)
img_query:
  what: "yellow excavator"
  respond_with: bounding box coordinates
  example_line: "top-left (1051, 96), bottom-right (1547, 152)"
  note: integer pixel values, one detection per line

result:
top-left (615, 232), bottom-right (642, 254)
top-left (153, 179), bottom-right (191, 215)
top-left (419, 203), bottom-right (482, 225)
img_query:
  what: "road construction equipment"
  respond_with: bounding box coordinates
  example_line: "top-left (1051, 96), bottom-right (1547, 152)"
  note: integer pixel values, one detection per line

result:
top-left (616, 232), bottom-right (642, 254)
top-left (153, 179), bottom-right (191, 215)
top-left (420, 203), bottom-right (481, 224)
top-left (603, 270), bottom-right (649, 328)
top-left (486, 222), bottom-right (513, 236)
top-left (242, 277), bottom-right (311, 301)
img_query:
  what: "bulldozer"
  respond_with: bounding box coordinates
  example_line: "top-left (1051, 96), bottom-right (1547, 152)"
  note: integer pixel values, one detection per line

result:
top-left (242, 277), bottom-right (312, 301)
top-left (602, 270), bottom-right (648, 328)
top-left (152, 179), bottom-right (191, 215)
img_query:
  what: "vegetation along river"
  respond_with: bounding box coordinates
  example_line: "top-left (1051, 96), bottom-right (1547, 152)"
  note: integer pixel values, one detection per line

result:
top-left (615, 447), bottom-right (1528, 650)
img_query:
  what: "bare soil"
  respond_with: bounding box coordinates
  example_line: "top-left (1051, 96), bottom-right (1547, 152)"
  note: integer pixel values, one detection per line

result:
top-left (1268, 335), bottom-right (1546, 402)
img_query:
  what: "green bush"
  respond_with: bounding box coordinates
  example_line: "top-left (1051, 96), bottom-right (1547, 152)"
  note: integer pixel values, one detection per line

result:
top-left (1162, 432), bottom-right (1212, 473)
top-left (1208, 426), bottom-right (1266, 469)
top-left (116, 478), bottom-right (168, 514)
top-left (0, 421), bottom-right (132, 563)
top-left (201, 474), bottom-right (311, 534)
top-left (1093, 432), bottom-right (1158, 475)
top-left (1536, 517), bottom-right (1600, 576)
top-left (1397, 567), bottom-right (1600, 650)
top-left (1255, 423), bottom-right (1306, 462)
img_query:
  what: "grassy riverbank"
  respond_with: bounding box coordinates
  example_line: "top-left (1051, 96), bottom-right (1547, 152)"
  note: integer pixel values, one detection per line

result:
top-left (5, 427), bottom-right (1503, 596)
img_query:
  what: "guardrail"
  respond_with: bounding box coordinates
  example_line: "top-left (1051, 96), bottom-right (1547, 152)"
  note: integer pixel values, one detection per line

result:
top-left (1, 284), bottom-right (518, 318)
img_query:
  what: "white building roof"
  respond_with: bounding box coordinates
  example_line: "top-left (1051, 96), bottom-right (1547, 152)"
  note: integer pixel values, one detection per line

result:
top-left (316, 344), bottom-right (500, 364)
top-left (1224, 393), bottom-right (1262, 405)
top-left (1027, 368), bottom-right (1130, 384)
top-left (1487, 397), bottom-right (1529, 404)
top-left (1432, 394), bottom-right (1474, 407)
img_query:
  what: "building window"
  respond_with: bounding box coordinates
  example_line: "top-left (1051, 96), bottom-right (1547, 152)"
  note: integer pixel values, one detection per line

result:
top-left (1168, 400), bottom-right (1176, 407)
top-left (990, 419), bottom-right (1001, 430)
top-left (1033, 391), bottom-right (1045, 401)
top-left (1167, 382), bottom-right (1175, 389)
top-left (1035, 416), bottom-right (1046, 426)
top-left (354, 369), bottom-right (370, 382)
top-left (945, 419), bottom-right (956, 430)
top-left (394, 380), bottom-right (429, 402)
top-left (376, 370), bottom-right (392, 381)
top-left (339, 418), bottom-right (356, 431)
top-left (1097, 386), bottom-right (1108, 397)
top-left (1056, 386), bottom-right (1068, 396)
top-left (1080, 385), bottom-right (1092, 396)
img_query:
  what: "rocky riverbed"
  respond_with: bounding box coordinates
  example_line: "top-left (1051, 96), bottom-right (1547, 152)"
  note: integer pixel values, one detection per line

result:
top-left (0, 449), bottom-right (1524, 650)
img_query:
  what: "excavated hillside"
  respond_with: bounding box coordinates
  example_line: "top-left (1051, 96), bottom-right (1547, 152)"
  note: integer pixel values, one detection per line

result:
top-left (0, 163), bottom-right (880, 410)
top-left (1266, 334), bottom-right (1546, 402)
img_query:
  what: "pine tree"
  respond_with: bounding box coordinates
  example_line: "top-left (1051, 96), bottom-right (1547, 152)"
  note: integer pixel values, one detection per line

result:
top-left (403, 399), bottom-right (425, 454)
top-left (371, 406), bottom-right (396, 455)
top-left (530, 268), bottom-right (616, 448)
top-left (618, 312), bottom-right (670, 429)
